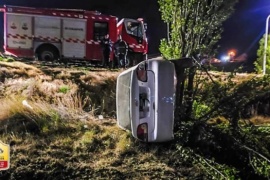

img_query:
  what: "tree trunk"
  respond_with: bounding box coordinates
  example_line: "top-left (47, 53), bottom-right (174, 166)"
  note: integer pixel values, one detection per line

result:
top-left (171, 58), bottom-right (194, 127)
top-left (186, 66), bottom-right (196, 118)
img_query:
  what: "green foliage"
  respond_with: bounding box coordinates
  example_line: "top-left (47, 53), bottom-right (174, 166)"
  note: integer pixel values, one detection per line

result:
top-left (58, 85), bottom-right (70, 93)
top-left (25, 109), bottom-right (65, 134)
top-left (254, 34), bottom-right (270, 74)
top-left (192, 100), bottom-right (210, 119)
top-left (250, 155), bottom-right (270, 178)
top-left (159, 39), bottom-right (180, 59)
top-left (173, 71), bottom-right (270, 179)
top-left (81, 131), bottom-right (96, 146)
top-left (158, 0), bottom-right (238, 59)
top-left (257, 126), bottom-right (270, 134)
top-left (40, 110), bottom-right (63, 133)
top-left (193, 73), bottom-right (270, 125)
top-left (191, 71), bottom-right (236, 121)
top-left (0, 56), bottom-right (15, 62)
top-left (175, 144), bottom-right (239, 179)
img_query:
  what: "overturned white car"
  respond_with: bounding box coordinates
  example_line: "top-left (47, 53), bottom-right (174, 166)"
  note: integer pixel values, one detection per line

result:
top-left (116, 59), bottom-right (175, 142)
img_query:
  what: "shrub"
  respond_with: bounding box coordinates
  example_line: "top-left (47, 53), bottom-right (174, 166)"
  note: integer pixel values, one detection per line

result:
top-left (58, 85), bottom-right (70, 94)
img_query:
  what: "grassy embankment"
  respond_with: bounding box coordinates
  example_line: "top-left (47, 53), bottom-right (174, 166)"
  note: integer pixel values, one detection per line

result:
top-left (0, 57), bottom-right (269, 179)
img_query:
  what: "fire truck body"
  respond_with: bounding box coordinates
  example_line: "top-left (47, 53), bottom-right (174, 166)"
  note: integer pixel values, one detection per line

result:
top-left (0, 5), bottom-right (147, 64)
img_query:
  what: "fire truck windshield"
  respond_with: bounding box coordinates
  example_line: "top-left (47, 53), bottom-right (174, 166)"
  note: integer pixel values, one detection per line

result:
top-left (126, 21), bottom-right (143, 38)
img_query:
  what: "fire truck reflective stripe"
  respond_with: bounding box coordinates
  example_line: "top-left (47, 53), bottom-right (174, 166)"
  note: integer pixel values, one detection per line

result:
top-left (64, 39), bottom-right (85, 43)
top-left (86, 40), bottom-right (100, 45)
top-left (36, 37), bottom-right (60, 41)
top-left (129, 44), bottom-right (144, 49)
top-left (51, 12), bottom-right (83, 18)
top-left (90, 16), bottom-right (107, 20)
top-left (7, 34), bottom-right (63, 41)
top-left (7, 34), bottom-right (32, 40)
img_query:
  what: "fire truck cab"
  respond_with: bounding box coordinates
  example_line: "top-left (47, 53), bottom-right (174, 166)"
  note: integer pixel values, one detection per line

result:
top-left (117, 18), bottom-right (148, 66)
top-left (0, 5), bottom-right (148, 66)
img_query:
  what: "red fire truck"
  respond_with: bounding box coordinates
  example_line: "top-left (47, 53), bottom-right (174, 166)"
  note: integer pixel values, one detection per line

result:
top-left (0, 5), bottom-right (148, 66)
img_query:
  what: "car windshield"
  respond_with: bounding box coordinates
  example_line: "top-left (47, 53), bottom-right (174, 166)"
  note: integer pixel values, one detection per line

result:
top-left (125, 21), bottom-right (143, 38)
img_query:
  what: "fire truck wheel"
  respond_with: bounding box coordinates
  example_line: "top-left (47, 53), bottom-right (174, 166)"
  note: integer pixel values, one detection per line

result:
top-left (38, 46), bottom-right (59, 61)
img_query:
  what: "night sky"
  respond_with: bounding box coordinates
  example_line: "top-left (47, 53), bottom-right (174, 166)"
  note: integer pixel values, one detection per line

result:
top-left (1, 0), bottom-right (270, 64)
top-left (219, 0), bottom-right (270, 63)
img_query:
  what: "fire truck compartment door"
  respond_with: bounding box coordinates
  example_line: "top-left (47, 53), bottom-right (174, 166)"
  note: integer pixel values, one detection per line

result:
top-left (62, 19), bottom-right (86, 58)
top-left (34, 17), bottom-right (61, 41)
top-left (6, 14), bottom-right (33, 49)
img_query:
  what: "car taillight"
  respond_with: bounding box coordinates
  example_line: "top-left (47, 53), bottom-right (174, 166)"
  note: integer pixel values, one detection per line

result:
top-left (137, 123), bottom-right (148, 142)
top-left (136, 62), bottom-right (147, 82)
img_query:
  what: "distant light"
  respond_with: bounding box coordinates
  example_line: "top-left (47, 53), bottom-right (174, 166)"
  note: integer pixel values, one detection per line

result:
top-left (221, 55), bottom-right (230, 61)
top-left (228, 50), bottom-right (236, 57)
